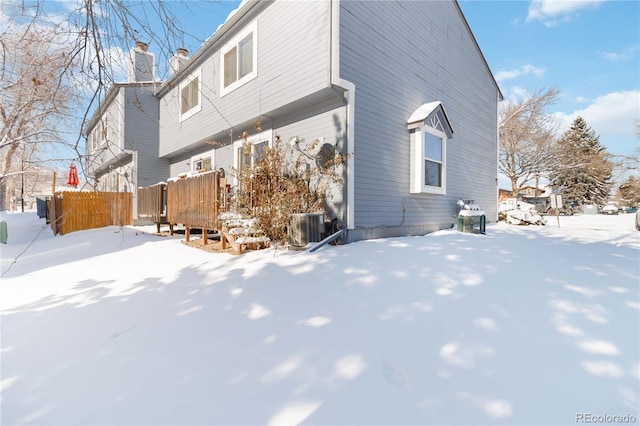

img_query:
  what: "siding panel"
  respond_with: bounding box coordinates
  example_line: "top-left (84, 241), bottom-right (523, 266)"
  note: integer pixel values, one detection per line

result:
top-left (123, 85), bottom-right (169, 189)
top-left (159, 0), bottom-right (331, 159)
top-left (340, 1), bottom-right (499, 235)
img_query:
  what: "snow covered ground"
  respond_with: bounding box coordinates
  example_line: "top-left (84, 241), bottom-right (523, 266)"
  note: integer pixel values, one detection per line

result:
top-left (1, 211), bottom-right (638, 425)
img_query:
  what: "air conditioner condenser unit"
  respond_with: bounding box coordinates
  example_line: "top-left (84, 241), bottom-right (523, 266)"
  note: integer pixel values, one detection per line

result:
top-left (288, 213), bottom-right (324, 247)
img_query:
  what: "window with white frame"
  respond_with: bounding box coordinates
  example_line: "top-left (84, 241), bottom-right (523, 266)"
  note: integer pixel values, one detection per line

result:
top-left (423, 129), bottom-right (445, 188)
top-left (191, 150), bottom-right (214, 172)
top-left (233, 131), bottom-right (271, 178)
top-left (180, 69), bottom-right (201, 121)
top-left (99, 116), bottom-right (108, 146)
top-left (220, 21), bottom-right (257, 96)
top-left (408, 102), bottom-right (453, 195)
top-left (90, 129), bottom-right (98, 152)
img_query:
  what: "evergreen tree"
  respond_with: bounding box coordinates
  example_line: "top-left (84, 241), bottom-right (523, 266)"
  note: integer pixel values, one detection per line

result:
top-left (618, 175), bottom-right (640, 207)
top-left (549, 117), bottom-right (613, 204)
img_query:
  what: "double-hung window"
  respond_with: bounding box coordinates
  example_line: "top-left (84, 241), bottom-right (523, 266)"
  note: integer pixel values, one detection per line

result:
top-left (233, 131), bottom-right (271, 184)
top-left (423, 129), bottom-right (445, 188)
top-left (180, 69), bottom-right (201, 121)
top-left (408, 102), bottom-right (453, 195)
top-left (234, 133), bottom-right (269, 169)
top-left (220, 21), bottom-right (257, 96)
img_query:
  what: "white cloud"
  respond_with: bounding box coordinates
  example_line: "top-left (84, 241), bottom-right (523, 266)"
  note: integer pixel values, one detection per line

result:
top-left (554, 91), bottom-right (639, 135)
top-left (58, 0), bottom-right (82, 13)
top-left (599, 46), bottom-right (639, 62)
top-left (527, 0), bottom-right (607, 26)
top-left (552, 90), bottom-right (640, 154)
top-left (502, 86), bottom-right (531, 102)
top-left (495, 64), bottom-right (545, 82)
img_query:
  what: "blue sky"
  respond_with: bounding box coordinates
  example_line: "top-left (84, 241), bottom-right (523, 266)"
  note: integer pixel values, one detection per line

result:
top-left (459, 0), bottom-right (639, 158)
top-left (160, 0), bottom-right (640, 158)
top-left (9, 0), bottom-right (639, 162)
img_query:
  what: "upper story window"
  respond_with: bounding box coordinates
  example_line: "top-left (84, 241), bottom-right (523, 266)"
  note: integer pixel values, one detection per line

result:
top-left (90, 129), bottom-right (98, 152)
top-left (407, 102), bottom-right (454, 195)
top-left (180, 69), bottom-right (201, 121)
top-left (220, 21), bottom-right (257, 97)
top-left (93, 115), bottom-right (108, 148)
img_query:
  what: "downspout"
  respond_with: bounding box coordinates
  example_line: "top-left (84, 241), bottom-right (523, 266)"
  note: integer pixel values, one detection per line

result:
top-left (330, 0), bottom-right (355, 232)
top-left (132, 150), bottom-right (139, 221)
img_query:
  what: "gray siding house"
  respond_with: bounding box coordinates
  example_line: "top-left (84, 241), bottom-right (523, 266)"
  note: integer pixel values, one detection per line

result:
top-left (84, 43), bottom-right (169, 220)
top-left (158, 0), bottom-right (502, 242)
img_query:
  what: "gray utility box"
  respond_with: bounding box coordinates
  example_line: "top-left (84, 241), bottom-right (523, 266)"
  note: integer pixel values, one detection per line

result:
top-left (288, 213), bottom-right (324, 246)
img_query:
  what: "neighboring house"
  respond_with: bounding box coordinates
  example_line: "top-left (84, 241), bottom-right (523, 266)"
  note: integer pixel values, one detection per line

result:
top-left (520, 184), bottom-right (551, 198)
top-left (498, 189), bottom-right (513, 203)
top-left (84, 42), bottom-right (169, 221)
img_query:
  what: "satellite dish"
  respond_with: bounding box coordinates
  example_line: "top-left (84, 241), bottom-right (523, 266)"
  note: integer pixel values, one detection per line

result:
top-left (316, 143), bottom-right (335, 169)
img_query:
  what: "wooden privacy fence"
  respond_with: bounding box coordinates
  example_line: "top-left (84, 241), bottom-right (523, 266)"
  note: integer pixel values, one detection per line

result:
top-left (165, 171), bottom-right (230, 231)
top-left (137, 183), bottom-right (168, 232)
top-left (49, 191), bottom-right (132, 235)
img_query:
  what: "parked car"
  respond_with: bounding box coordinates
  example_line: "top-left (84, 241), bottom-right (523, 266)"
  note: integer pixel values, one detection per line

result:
top-left (524, 196), bottom-right (578, 216)
top-left (601, 203), bottom-right (619, 215)
top-left (620, 206), bottom-right (638, 214)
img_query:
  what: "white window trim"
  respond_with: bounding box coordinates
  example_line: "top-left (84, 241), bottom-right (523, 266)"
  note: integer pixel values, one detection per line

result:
top-left (220, 21), bottom-right (258, 97)
top-left (232, 130), bottom-right (272, 184)
top-left (179, 68), bottom-right (202, 122)
top-left (90, 129), bottom-right (98, 152)
top-left (190, 150), bottom-right (215, 172)
top-left (99, 115), bottom-right (109, 148)
top-left (410, 126), bottom-right (447, 195)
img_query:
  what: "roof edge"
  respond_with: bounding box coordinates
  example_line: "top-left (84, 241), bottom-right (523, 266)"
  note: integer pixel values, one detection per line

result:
top-left (453, 0), bottom-right (503, 101)
top-left (155, 0), bottom-right (261, 98)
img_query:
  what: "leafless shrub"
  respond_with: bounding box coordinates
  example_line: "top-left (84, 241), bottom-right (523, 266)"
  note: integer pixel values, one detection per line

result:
top-left (232, 136), bottom-right (344, 244)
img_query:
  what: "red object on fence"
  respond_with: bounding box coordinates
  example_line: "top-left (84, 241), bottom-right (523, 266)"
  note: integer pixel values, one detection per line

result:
top-left (67, 163), bottom-right (79, 187)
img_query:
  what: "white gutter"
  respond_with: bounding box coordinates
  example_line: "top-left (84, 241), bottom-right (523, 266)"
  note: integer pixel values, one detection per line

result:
top-left (331, 0), bottom-right (355, 230)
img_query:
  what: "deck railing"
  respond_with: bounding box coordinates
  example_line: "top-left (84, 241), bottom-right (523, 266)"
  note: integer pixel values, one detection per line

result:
top-left (165, 171), bottom-right (230, 230)
top-left (137, 183), bottom-right (167, 224)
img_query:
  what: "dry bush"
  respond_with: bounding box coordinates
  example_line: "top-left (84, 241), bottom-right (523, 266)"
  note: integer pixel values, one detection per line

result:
top-left (232, 136), bottom-right (344, 243)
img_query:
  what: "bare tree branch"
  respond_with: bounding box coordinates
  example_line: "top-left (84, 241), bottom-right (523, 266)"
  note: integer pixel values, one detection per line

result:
top-left (499, 87), bottom-right (560, 196)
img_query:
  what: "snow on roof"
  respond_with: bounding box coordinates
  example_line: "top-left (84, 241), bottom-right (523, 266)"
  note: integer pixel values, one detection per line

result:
top-left (407, 101), bottom-right (454, 137)
top-left (202, 0), bottom-right (253, 47)
top-left (407, 101), bottom-right (442, 124)
top-left (217, 0), bottom-right (251, 33)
